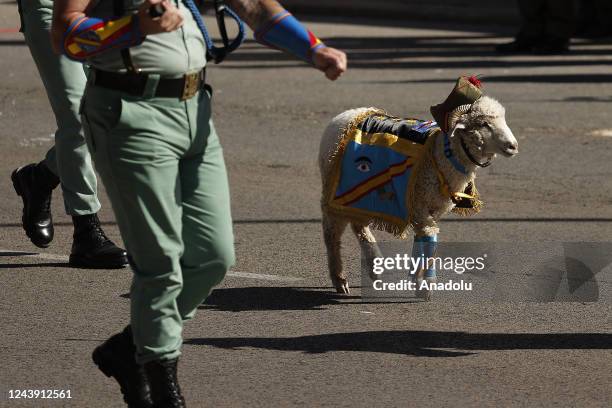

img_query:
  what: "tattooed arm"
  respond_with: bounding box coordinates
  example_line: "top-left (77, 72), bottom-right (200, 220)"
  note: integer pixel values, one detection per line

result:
top-left (226, 0), bottom-right (347, 80)
top-left (225, 0), bottom-right (283, 28)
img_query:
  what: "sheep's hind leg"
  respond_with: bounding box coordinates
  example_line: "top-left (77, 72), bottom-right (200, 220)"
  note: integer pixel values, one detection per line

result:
top-left (351, 223), bottom-right (382, 282)
top-left (322, 211), bottom-right (350, 294)
top-left (411, 233), bottom-right (438, 301)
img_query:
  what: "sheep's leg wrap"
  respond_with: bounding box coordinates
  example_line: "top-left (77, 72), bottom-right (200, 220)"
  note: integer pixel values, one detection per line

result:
top-left (412, 234), bottom-right (437, 301)
top-left (322, 212), bottom-right (349, 293)
top-left (412, 234), bottom-right (438, 279)
top-left (350, 223), bottom-right (382, 281)
top-left (63, 15), bottom-right (144, 61)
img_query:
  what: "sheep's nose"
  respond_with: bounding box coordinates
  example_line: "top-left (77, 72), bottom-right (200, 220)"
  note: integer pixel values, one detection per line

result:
top-left (503, 141), bottom-right (518, 155)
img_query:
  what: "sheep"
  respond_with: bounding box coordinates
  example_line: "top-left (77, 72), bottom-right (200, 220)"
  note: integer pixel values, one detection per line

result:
top-left (318, 87), bottom-right (518, 301)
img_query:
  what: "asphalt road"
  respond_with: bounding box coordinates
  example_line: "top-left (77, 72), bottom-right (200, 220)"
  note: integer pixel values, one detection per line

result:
top-left (1, 6), bottom-right (611, 408)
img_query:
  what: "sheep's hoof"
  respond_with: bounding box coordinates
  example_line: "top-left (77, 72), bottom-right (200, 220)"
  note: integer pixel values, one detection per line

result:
top-left (417, 289), bottom-right (432, 302)
top-left (333, 278), bottom-right (350, 294)
top-left (415, 277), bottom-right (435, 302)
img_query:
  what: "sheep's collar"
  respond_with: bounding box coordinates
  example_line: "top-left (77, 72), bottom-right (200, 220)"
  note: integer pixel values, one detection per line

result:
top-left (431, 132), bottom-right (483, 216)
top-left (443, 132), bottom-right (468, 174)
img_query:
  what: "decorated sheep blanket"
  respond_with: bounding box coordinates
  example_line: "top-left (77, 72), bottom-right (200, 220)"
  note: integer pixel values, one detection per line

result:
top-left (324, 109), bottom-right (441, 236)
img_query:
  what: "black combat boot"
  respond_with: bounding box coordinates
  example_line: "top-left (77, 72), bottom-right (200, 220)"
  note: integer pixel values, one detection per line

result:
top-left (69, 213), bottom-right (128, 268)
top-left (11, 162), bottom-right (59, 248)
top-left (532, 36), bottom-right (570, 55)
top-left (144, 359), bottom-right (186, 408)
top-left (92, 326), bottom-right (153, 408)
top-left (495, 34), bottom-right (538, 54)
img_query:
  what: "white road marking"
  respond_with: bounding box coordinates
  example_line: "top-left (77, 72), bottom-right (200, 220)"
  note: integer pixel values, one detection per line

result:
top-left (0, 249), bottom-right (302, 282)
top-left (227, 271), bottom-right (301, 282)
top-left (6, 251), bottom-right (69, 261)
top-left (587, 129), bottom-right (612, 137)
top-left (19, 136), bottom-right (55, 147)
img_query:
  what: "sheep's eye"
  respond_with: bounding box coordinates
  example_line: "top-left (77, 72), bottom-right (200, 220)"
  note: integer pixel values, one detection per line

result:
top-left (482, 122), bottom-right (492, 129)
top-left (355, 157), bottom-right (372, 172)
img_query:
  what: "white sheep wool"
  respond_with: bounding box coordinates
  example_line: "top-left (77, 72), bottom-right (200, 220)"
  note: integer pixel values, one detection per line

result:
top-left (323, 109), bottom-right (482, 238)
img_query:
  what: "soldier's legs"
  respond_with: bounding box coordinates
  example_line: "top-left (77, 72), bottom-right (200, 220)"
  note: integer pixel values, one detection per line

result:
top-left (15, 3), bottom-right (126, 266)
top-left (20, 3), bottom-right (100, 215)
top-left (517, 0), bottom-right (547, 40)
top-left (176, 94), bottom-right (235, 321)
top-left (543, 0), bottom-right (575, 40)
top-left (594, 0), bottom-right (612, 22)
top-left (82, 86), bottom-right (232, 363)
top-left (497, 0), bottom-right (547, 53)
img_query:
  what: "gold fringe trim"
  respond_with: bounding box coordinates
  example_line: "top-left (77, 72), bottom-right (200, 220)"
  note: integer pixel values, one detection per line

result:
top-left (325, 204), bottom-right (410, 238)
top-left (323, 108), bottom-right (386, 207)
top-left (323, 108), bottom-right (414, 238)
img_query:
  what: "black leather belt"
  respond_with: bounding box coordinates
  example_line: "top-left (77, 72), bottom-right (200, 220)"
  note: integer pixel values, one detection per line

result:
top-left (92, 69), bottom-right (206, 100)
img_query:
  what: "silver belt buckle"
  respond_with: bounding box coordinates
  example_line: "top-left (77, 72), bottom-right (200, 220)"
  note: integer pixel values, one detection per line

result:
top-left (181, 72), bottom-right (200, 101)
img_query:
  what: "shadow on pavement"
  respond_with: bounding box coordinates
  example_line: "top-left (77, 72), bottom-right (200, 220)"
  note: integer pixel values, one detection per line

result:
top-left (197, 286), bottom-right (420, 312)
top-left (198, 286), bottom-right (368, 311)
top-left (223, 56), bottom-right (612, 71)
top-left (299, 16), bottom-right (515, 33)
top-left (555, 96), bottom-right (612, 102)
top-left (0, 39), bottom-right (24, 46)
top-left (121, 287), bottom-right (393, 311)
top-left (0, 262), bottom-right (70, 268)
top-left (185, 331), bottom-right (612, 357)
top-left (372, 74), bottom-right (612, 84)
top-left (223, 35), bottom-right (612, 72)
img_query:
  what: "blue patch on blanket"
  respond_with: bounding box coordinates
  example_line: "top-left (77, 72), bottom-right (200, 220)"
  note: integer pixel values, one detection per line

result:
top-left (335, 141), bottom-right (412, 220)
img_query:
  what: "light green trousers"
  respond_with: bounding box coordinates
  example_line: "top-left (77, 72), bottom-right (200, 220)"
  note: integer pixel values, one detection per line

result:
top-left (20, 2), bottom-right (100, 215)
top-left (81, 81), bottom-right (235, 364)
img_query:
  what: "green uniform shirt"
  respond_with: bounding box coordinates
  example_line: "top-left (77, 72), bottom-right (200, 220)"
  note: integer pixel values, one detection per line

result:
top-left (90, 0), bottom-right (207, 76)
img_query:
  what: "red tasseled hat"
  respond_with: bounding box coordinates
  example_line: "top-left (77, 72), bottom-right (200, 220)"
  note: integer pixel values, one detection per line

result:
top-left (430, 76), bottom-right (483, 132)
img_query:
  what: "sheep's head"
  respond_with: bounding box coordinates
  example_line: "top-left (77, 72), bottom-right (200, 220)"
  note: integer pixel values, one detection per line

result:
top-left (452, 96), bottom-right (518, 159)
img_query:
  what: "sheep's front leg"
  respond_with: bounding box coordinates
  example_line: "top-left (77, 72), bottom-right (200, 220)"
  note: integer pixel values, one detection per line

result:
top-left (411, 233), bottom-right (438, 301)
top-left (322, 211), bottom-right (349, 293)
top-left (351, 223), bottom-right (382, 282)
